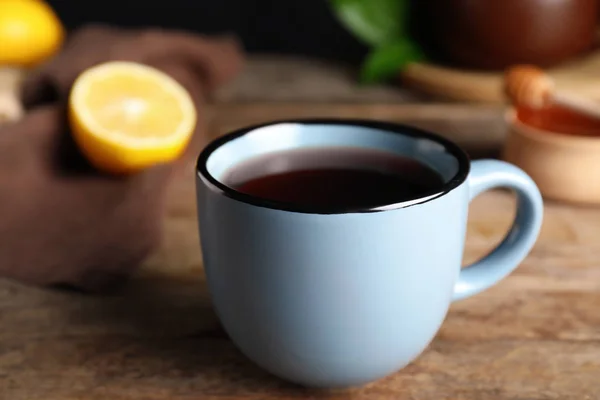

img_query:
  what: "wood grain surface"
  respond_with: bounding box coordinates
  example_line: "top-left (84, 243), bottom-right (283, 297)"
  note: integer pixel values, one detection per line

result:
top-left (2, 103), bottom-right (600, 400)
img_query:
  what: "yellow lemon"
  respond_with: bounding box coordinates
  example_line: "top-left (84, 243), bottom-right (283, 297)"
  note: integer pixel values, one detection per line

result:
top-left (0, 0), bottom-right (65, 66)
top-left (68, 61), bottom-right (197, 175)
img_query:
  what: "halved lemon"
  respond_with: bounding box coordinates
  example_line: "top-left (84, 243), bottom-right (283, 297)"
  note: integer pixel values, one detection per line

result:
top-left (68, 61), bottom-right (197, 175)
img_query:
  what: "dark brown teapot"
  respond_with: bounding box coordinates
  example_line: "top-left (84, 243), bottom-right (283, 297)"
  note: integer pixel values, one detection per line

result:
top-left (411, 0), bottom-right (599, 70)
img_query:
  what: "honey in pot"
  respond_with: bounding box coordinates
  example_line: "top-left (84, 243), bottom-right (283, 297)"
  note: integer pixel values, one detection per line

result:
top-left (516, 105), bottom-right (600, 137)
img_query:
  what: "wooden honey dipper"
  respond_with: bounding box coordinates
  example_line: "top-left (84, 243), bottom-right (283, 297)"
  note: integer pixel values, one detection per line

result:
top-left (504, 65), bottom-right (600, 120)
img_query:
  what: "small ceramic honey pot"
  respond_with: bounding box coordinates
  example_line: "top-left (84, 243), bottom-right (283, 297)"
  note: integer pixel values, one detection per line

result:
top-left (503, 105), bottom-right (600, 205)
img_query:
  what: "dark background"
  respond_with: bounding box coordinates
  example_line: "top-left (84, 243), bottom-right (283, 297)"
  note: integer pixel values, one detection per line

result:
top-left (47, 0), bottom-right (369, 64)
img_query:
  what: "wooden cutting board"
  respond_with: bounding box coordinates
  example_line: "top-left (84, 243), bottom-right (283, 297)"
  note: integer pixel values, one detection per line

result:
top-left (401, 40), bottom-right (600, 104)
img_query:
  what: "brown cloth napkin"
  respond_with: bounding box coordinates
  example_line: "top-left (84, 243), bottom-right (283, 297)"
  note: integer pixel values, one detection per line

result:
top-left (0, 25), bottom-right (243, 292)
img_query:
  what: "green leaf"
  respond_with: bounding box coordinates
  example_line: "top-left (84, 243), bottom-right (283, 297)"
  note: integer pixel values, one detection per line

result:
top-left (329, 0), bottom-right (408, 46)
top-left (360, 39), bottom-right (425, 84)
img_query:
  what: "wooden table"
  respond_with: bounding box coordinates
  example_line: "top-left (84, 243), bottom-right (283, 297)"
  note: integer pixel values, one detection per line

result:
top-left (2, 59), bottom-right (600, 399)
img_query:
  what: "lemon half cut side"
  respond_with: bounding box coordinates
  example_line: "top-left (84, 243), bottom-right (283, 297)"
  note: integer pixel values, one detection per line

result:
top-left (68, 61), bottom-right (197, 175)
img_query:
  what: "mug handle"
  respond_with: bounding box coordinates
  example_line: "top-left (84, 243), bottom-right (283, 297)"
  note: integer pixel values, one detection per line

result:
top-left (453, 159), bottom-right (544, 302)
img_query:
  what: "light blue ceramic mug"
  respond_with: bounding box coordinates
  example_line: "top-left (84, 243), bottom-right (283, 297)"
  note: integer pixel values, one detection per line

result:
top-left (195, 119), bottom-right (543, 389)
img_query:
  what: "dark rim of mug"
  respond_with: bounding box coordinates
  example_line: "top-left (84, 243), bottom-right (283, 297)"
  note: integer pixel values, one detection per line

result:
top-left (196, 119), bottom-right (471, 214)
